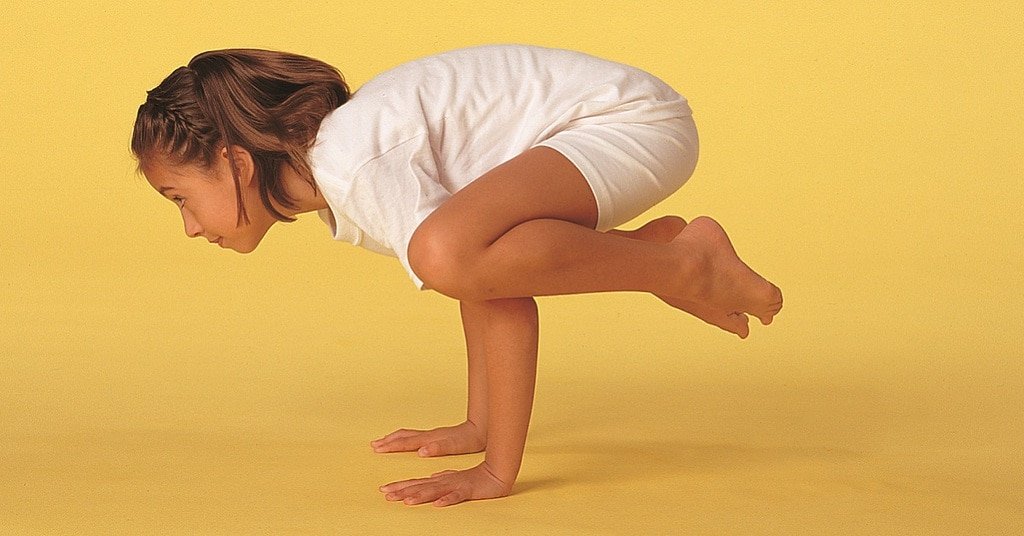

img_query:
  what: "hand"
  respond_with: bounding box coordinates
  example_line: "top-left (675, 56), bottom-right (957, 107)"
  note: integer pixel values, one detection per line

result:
top-left (370, 421), bottom-right (486, 457)
top-left (379, 462), bottom-right (512, 507)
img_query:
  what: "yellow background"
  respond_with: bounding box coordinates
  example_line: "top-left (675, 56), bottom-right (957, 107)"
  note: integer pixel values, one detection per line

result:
top-left (2, 1), bottom-right (1021, 534)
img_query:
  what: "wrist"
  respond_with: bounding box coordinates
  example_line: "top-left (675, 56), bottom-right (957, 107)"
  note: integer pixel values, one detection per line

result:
top-left (479, 460), bottom-right (515, 493)
top-left (465, 417), bottom-right (486, 435)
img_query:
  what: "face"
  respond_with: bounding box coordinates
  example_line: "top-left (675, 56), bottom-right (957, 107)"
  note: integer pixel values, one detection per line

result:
top-left (143, 148), bottom-right (278, 253)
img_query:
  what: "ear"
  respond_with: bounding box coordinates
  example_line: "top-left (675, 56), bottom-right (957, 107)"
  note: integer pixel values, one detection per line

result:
top-left (220, 145), bottom-right (256, 186)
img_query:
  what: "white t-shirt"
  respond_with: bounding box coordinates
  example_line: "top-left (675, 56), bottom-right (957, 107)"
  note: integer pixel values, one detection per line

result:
top-left (308, 44), bottom-right (689, 289)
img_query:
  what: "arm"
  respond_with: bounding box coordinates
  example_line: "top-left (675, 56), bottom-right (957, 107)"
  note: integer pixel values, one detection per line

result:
top-left (479, 297), bottom-right (539, 486)
top-left (379, 297), bottom-right (539, 506)
top-left (461, 300), bottom-right (491, 435)
top-left (368, 301), bottom-right (494, 457)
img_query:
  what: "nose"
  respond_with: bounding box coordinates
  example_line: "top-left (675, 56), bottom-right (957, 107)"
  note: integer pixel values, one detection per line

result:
top-left (181, 208), bottom-right (204, 238)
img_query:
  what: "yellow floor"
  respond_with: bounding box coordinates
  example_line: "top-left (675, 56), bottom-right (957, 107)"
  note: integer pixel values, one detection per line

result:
top-left (2, 1), bottom-right (1022, 534)
top-left (3, 290), bottom-right (1021, 534)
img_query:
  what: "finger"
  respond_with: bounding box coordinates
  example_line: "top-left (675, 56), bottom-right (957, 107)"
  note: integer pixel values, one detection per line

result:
top-left (380, 477), bottom-right (433, 493)
top-left (431, 469), bottom-right (459, 478)
top-left (373, 439), bottom-right (416, 453)
top-left (374, 434), bottom-right (433, 453)
top-left (386, 481), bottom-right (440, 504)
top-left (434, 490), bottom-right (465, 507)
top-left (418, 438), bottom-right (454, 457)
top-left (372, 428), bottom-right (420, 444)
top-left (402, 483), bottom-right (449, 506)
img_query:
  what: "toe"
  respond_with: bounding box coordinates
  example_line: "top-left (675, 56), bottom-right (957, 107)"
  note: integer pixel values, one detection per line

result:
top-left (728, 312), bottom-right (750, 338)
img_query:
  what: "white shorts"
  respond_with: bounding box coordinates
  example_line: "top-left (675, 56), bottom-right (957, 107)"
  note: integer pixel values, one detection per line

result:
top-left (536, 114), bottom-right (699, 231)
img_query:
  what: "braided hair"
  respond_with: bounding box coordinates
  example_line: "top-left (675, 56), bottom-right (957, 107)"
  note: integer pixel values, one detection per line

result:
top-left (131, 49), bottom-right (351, 225)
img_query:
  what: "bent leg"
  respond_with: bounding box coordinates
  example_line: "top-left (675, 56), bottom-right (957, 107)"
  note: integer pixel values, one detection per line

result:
top-left (607, 215), bottom-right (687, 243)
top-left (407, 146), bottom-right (782, 337)
top-left (409, 146), bottom-right (678, 297)
top-left (372, 215), bottom-right (692, 457)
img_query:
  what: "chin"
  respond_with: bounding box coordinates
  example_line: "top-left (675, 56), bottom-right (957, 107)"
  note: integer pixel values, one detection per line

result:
top-left (233, 242), bottom-right (259, 254)
top-left (232, 234), bottom-right (267, 254)
top-left (228, 224), bottom-right (272, 254)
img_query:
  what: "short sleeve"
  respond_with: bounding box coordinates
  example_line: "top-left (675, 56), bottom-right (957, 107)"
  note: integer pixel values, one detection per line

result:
top-left (341, 134), bottom-right (452, 289)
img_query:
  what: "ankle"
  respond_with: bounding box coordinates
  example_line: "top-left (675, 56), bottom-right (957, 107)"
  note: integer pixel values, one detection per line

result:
top-left (667, 234), bottom-right (709, 298)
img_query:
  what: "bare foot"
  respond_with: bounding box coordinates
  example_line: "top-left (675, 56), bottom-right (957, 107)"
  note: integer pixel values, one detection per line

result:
top-left (371, 421), bottom-right (486, 457)
top-left (607, 215), bottom-right (687, 243)
top-left (659, 216), bottom-right (783, 338)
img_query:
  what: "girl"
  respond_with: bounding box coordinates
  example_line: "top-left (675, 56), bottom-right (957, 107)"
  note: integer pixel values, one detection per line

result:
top-left (131, 44), bottom-right (782, 507)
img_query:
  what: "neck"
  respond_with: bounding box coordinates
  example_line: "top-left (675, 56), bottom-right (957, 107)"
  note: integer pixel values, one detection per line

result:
top-left (278, 162), bottom-right (329, 217)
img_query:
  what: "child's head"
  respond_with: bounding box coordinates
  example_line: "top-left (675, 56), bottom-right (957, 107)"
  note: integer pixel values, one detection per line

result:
top-left (131, 49), bottom-right (350, 250)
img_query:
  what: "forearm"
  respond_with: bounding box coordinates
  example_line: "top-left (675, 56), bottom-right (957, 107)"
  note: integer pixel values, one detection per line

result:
top-left (460, 301), bottom-right (490, 432)
top-left (478, 297), bottom-right (539, 486)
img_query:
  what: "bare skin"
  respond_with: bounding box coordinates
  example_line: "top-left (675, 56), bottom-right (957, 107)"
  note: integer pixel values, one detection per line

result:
top-left (370, 216), bottom-right (686, 458)
top-left (146, 146), bottom-right (782, 507)
top-left (371, 146), bottom-right (782, 507)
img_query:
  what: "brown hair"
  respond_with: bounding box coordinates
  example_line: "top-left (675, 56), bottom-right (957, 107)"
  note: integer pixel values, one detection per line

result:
top-left (131, 49), bottom-right (351, 224)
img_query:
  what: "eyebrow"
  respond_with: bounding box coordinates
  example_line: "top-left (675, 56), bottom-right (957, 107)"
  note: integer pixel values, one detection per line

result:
top-left (159, 186), bottom-right (175, 195)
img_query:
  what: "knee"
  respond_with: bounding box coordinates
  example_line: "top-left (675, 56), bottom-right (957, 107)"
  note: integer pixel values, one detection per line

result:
top-left (407, 221), bottom-right (485, 299)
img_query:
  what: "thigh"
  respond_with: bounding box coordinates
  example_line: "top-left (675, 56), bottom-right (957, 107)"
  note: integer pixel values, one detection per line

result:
top-left (418, 145), bottom-right (600, 249)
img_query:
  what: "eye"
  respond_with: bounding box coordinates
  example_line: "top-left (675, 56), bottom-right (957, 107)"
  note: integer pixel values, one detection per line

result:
top-left (172, 196), bottom-right (185, 207)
